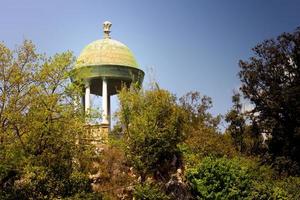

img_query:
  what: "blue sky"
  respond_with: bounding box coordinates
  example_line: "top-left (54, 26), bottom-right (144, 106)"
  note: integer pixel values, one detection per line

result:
top-left (1, 0), bottom-right (300, 123)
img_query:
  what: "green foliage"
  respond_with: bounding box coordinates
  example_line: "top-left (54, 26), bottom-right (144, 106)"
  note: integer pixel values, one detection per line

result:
top-left (280, 176), bottom-right (300, 199)
top-left (180, 129), bottom-right (236, 168)
top-left (133, 182), bottom-right (169, 200)
top-left (1, 32), bottom-right (299, 199)
top-left (239, 27), bottom-right (300, 173)
top-left (187, 157), bottom-right (252, 199)
top-left (179, 91), bottom-right (221, 130)
top-left (117, 86), bottom-right (185, 180)
top-left (226, 92), bottom-right (266, 156)
top-left (179, 92), bottom-right (236, 167)
top-left (61, 192), bottom-right (103, 200)
top-left (243, 159), bottom-right (291, 200)
top-left (0, 40), bottom-right (96, 199)
top-left (250, 181), bottom-right (289, 200)
top-left (186, 156), bottom-right (298, 200)
top-left (225, 92), bottom-right (246, 152)
top-left (8, 165), bottom-right (92, 199)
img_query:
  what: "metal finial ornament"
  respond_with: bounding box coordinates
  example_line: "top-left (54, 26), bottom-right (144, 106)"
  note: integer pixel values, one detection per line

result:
top-left (103, 21), bottom-right (112, 39)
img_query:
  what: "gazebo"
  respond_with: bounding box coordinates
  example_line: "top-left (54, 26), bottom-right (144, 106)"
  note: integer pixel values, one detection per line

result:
top-left (72, 21), bottom-right (144, 135)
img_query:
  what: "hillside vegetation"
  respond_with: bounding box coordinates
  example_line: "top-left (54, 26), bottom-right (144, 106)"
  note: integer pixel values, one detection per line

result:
top-left (0, 28), bottom-right (299, 199)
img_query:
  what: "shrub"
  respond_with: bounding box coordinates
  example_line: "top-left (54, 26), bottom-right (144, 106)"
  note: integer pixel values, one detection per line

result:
top-left (187, 157), bottom-right (252, 199)
top-left (186, 156), bottom-right (296, 199)
top-left (117, 86), bottom-right (185, 180)
top-left (278, 176), bottom-right (300, 200)
top-left (133, 182), bottom-right (169, 200)
top-left (250, 181), bottom-right (289, 200)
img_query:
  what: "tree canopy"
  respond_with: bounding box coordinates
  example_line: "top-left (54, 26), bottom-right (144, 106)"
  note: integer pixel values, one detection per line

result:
top-left (239, 27), bottom-right (300, 173)
top-left (117, 86), bottom-right (186, 181)
top-left (0, 40), bottom-right (98, 199)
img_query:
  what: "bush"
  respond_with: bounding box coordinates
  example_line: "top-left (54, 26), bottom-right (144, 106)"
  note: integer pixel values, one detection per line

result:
top-left (61, 192), bottom-right (103, 200)
top-left (250, 181), bottom-right (289, 200)
top-left (117, 86), bottom-right (185, 180)
top-left (133, 182), bottom-right (169, 200)
top-left (282, 176), bottom-right (300, 199)
top-left (187, 157), bottom-right (252, 199)
top-left (186, 156), bottom-right (297, 199)
top-left (180, 129), bottom-right (236, 168)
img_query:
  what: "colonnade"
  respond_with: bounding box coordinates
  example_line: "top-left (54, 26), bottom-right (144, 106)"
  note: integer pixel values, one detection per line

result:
top-left (84, 78), bottom-right (110, 125)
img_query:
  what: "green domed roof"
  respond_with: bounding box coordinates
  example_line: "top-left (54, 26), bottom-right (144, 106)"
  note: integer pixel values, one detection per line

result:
top-left (76, 38), bottom-right (138, 69)
top-left (72, 21), bottom-right (144, 96)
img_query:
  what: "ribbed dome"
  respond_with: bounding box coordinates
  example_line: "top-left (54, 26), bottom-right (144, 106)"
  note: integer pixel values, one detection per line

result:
top-left (76, 38), bottom-right (138, 68)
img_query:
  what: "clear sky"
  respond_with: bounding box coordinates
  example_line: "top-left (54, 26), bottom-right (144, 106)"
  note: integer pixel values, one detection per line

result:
top-left (1, 0), bottom-right (300, 123)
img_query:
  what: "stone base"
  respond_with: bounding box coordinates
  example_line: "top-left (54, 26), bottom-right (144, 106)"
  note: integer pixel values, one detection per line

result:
top-left (83, 124), bottom-right (110, 144)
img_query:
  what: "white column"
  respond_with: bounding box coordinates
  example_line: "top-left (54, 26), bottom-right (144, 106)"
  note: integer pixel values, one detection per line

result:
top-left (85, 80), bottom-right (90, 114)
top-left (108, 95), bottom-right (111, 126)
top-left (102, 78), bottom-right (109, 124)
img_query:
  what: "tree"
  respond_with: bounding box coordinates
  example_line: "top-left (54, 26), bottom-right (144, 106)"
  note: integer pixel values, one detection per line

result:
top-left (179, 92), bottom-right (236, 167)
top-left (239, 27), bottom-right (300, 173)
top-left (179, 91), bottom-right (222, 131)
top-left (0, 40), bottom-right (97, 199)
top-left (225, 92), bottom-right (246, 153)
top-left (117, 85), bottom-right (186, 181)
